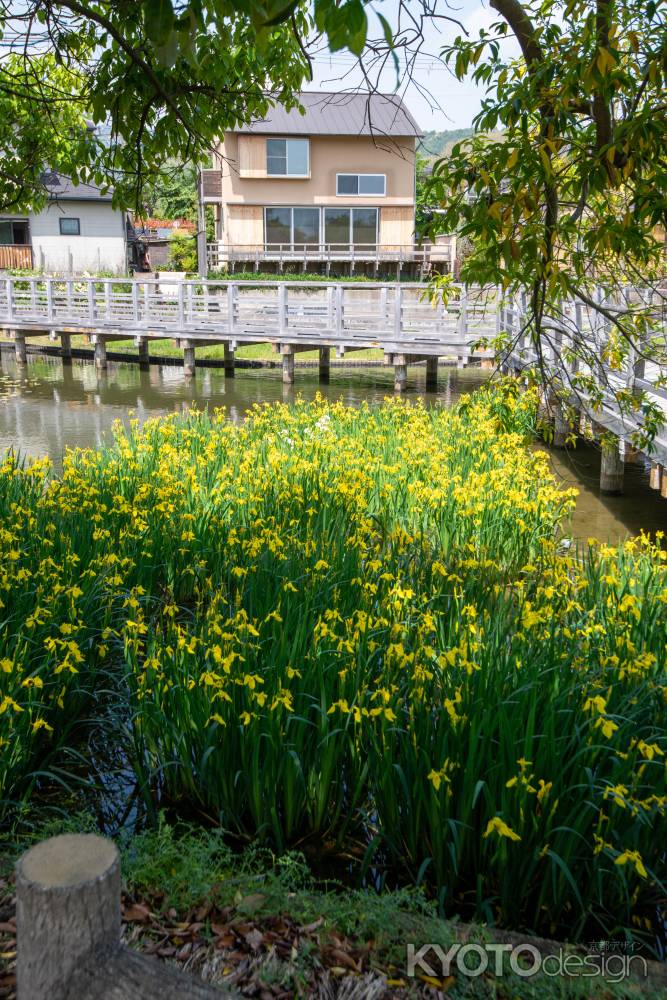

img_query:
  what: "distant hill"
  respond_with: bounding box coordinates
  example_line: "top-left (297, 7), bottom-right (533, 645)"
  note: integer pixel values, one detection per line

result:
top-left (419, 128), bottom-right (504, 160)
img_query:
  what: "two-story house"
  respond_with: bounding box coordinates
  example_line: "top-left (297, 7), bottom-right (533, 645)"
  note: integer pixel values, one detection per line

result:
top-left (199, 91), bottom-right (425, 274)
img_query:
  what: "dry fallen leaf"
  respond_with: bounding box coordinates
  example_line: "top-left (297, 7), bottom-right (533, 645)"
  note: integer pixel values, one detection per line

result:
top-left (300, 917), bottom-right (324, 934)
top-left (244, 927), bottom-right (265, 952)
top-left (122, 902), bottom-right (151, 923)
top-left (327, 948), bottom-right (360, 972)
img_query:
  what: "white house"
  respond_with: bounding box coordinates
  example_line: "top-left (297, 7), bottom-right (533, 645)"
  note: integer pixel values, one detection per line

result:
top-left (0, 174), bottom-right (128, 275)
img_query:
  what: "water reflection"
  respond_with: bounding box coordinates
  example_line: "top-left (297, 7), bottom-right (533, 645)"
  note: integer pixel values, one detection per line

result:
top-left (0, 350), bottom-right (480, 463)
top-left (1, 349), bottom-right (665, 542)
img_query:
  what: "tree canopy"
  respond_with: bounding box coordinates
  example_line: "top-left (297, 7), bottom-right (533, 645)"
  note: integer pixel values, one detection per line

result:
top-left (426, 0), bottom-right (666, 444)
top-left (142, 161), bottom-right (198, 222)
top-left (0, 0), bottom-right (318, 211)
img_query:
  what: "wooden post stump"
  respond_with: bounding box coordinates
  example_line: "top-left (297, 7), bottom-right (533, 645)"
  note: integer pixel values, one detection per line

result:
top-left (600, 435), bottom-right (624, 495)
top-left (15, 332), bottom-right (27, 365)
top-left (16, 834), bottom-right (228, 999)
top-left (94, 338), bottom-right (107, 371)
top-left (17, 833), bottom-right (120, 999)
top-left (425, 356), bottom-right (438, 390)
top-left (318, 347), bottom-right (330, 384)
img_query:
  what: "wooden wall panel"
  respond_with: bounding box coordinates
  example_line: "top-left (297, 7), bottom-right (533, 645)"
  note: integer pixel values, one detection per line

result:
top-left (227, 206), bottom-right (263, 250)
top-left (238, 136), bottom-right (266, 178)
top-left (379, 207), bottom-right (414, 248)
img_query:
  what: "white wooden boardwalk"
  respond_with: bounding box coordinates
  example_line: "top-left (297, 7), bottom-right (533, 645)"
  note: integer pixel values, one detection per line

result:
top-left (0, 276), bottom-right (494, 360)
top-left (498, 293), bottom-right (667, 469)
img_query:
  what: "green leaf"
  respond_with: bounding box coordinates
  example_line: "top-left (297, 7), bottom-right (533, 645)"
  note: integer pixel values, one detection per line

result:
top-left (144, 0), bottom-right (174, 46)
top-left (377, 12), bottom-right (399, 78)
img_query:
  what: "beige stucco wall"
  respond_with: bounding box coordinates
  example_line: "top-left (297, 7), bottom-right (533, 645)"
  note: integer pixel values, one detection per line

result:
top-left (217, 133), bottom-right (416, 208)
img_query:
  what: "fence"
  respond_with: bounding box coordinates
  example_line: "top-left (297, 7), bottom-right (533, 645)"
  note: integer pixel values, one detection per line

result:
top-left (0, 245), bottom-right (33, 270)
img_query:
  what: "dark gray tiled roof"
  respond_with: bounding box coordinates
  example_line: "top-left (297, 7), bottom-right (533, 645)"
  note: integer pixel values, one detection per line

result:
top-left (40, 172), bottom-right (114, 202)
top-left (235, 91), bottom-right (422, 138)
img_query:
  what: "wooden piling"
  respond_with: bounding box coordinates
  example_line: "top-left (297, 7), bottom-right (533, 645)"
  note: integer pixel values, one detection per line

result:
top-left (93, 338), bottom-right (107, 371)
top-left (425, 356), bottom-right (438, 390)
top-left (16, 833), bottom-right (121, 999)
top-left (600, 434), bottom-right (624, 495)
top-left (224, 343), bottom-right (235, 378)
top-left (282, 349), bottom-right (295, 385)
top-left (650, 463), bottom-right (663, 491)
top-left (319, 346), bottom-right (330, 383)
top-left (394, 359), bottom-right (407, 393)
top-left (14, 332), bottom-right (27, 365)
top-left (137, 338), bottom-right (149, 369)
top-left (580, 413), bottom-right (594, 439)
top-left (551, 398), bottom-right (570, 449)
top-left (183, 345), bottom-right (196, 377)
top-left (60, 333), bottom-right (72, 364)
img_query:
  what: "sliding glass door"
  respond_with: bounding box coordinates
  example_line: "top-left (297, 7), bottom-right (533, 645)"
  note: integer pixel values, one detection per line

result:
top-left (324, 208), bottom-right (378, 250)
top-left (293, 208), bottom-right (319, 245)
top-left (264, 208), bottom-right (291, 246)
top-left (352, 208), bottom-right (378, 246)
top-left (265, 207), bottom-right (320, 249)
top-left (264, 206), bottom-right (379, 251)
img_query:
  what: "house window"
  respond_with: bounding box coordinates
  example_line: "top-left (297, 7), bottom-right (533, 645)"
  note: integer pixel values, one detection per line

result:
top-left (324, 207), bottom-right (378, 247)
top-left (0, 219), bottom-right (29, 244)
top-left (266, 139), bottom-right (310, 177)
top-left (59, 218), bottom-right (81, 236)
top-left (265, 207), bottom-right (291, 244)
top-left (336, 174), bottom-right (386, 196)
top-left (265, 207), bottom-right (320, 247)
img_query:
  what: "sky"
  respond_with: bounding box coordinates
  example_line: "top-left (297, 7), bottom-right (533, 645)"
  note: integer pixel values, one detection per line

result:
top-left (306, 0), bottom-right (519, 133)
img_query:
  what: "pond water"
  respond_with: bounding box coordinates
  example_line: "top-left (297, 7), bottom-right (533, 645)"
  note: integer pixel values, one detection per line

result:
top-left (0, 349), bottom-right (665, 542)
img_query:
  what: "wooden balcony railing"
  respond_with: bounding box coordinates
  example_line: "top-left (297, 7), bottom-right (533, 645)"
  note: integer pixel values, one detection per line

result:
top-left (207, 241), bottom-right (454, 270)
top-left (0, 244), bottom-right (33, 270)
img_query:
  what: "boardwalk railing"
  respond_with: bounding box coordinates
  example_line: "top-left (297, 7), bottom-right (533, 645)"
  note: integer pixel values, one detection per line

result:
top-left (0, 275), bottom-right (495, 359)
top-left (498, 289), bottom-right (667, 470)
